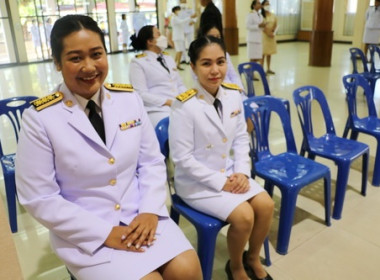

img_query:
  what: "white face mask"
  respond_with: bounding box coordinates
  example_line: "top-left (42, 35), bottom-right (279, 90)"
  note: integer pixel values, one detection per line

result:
top-left (156, 35), bottom-right (168, 51)
top-left (264, 6), bottom-right (271, 12)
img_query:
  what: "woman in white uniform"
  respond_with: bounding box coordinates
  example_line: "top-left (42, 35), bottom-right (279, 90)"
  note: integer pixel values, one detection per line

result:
top-left (129, 25), bottom-right (187, 128)
top-left (246, 0), bottom-right (266, 64)
top-left (363, 0), bottom-right (380, 57)
top-left (169, 36), bottom-right (274, 280)
top-left (15, 15), bottom-right (201, 280)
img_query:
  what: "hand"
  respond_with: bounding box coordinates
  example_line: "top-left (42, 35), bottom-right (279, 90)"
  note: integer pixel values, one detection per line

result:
top-left (191, 13), bottom-right (197, 18)
top-left (122, 213), bottom-right (158, 250)
top-left (104, 226), bottom-right (146, 252)
top-left (164, 99), bottom-right (173, 107)
top-left (222, 173), bottom-right (250, 194)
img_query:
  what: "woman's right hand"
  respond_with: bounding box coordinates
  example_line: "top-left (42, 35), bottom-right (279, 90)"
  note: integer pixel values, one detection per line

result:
top-left (104, 226), bottom-right (153, 252)
top-left (164, 99), bottom-right (173, 107)
top-left (222, 173), bottom-right (250, 194)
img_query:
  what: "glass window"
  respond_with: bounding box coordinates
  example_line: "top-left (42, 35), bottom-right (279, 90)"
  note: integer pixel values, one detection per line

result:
top-left (344, 0), bottom-right (357, 36)
top-left (271, 0), bottom-right (301, 35)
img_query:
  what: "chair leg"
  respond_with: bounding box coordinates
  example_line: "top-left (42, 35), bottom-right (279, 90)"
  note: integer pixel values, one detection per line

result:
top-left (361, 151), bottom-right (369, 195)
top-left (169, 206), bottom-right (180, 224)
top-left (263, 237), bottom-right (271, 266)
top-left (332, 163), bottom-right (350, 220)
top-left (195, 224), bottom-right (222, 280)
top-left (276, 189), bottom-right (299, 255)
top-left (323, 176), bottom-right (332, 227)
top-left (342, 119), bottom-right (350, 138)
top-left (4, 174), bottom-right (17, 233)
top-left (372, 143), bottom-right (380, 186)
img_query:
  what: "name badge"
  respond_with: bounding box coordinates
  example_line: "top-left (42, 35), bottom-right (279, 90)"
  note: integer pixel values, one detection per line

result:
top-left (230, 109), bottom-right (241, 118)
top-left (119, 119), bottom-right (141, 130)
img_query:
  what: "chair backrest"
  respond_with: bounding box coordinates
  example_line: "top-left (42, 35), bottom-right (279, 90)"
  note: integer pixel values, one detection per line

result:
top-left (368, 44), bottom-right (380, 73)
top-left (155, 117), bottom-right (170, 159)
top-left (0, 96), bottom-right (37, 157)
top-left (349, 47), bottom-right (369, 74)
top-left (237, 62), bottom-right (271, 98)
top-left (342, 74), bottom-right (378, 121)
top-left (243, 96), bottom-right (297, 162)
top-left (293, 86), bottom-right (336, 143)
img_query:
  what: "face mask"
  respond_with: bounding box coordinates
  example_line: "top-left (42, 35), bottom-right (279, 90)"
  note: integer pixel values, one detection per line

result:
top-left (156, 35), bottom-right (168, 51)
top-left (264, 6), bottom-right (271, 11)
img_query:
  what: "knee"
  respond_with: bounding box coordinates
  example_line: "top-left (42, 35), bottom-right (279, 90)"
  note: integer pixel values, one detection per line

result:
top-left (228, 203), bottom-right (254, 231)
top-left (252, 192), bottom-right (275, 217)
top-left (165, 250), bottom-right (202, 280)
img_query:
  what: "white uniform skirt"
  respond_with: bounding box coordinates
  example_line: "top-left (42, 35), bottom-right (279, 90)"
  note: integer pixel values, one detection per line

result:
top-left (363, 28), bottom-right (380, 44)
top-left (182, 178), bottom-right (264, 221)
top-left (67, 218), bottom-right (193, 280)
top-left (247, 42), bottom-right (263, 60)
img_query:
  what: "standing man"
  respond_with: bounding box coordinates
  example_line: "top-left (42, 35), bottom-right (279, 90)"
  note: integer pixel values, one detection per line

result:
top-left (180, 0), bottom-right (196, 64)
top-left (363, 0), bottom-right (380, 59)
top-left (133, 4), bottom-right (147, 35)
top-left (199, 0), bottom-right (222, 36)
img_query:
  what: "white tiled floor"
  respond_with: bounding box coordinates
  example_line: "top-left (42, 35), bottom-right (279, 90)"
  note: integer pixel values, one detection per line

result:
top-left (1, 42), bottom-right (380, 279)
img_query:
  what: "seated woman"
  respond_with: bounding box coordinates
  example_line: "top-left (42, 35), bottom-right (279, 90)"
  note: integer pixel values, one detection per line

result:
top-left (169, 36), bottom-right (274, 280)
top-left (15, 15), bottom-right (202, 280)
top-left (197, 23), bottom-right (245, 96)
top-left (129, 25), bottom-right (187, 128)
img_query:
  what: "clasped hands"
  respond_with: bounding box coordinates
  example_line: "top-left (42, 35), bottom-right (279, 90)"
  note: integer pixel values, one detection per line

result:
top-left (222, 173), bottom-right (250, 194)
top-left (104, 213), bottom-right (158, 252)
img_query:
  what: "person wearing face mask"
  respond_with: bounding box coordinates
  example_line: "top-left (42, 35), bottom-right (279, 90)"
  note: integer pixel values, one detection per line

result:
top-left (171, 6), bottom-right (196, 70)
top-left (261, 1), bottom-right (277, 75)
top-left (129, 25), bottom-right (187, 128)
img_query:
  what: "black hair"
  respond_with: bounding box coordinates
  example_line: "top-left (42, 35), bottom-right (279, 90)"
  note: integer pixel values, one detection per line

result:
top-left (130, 25), bottom-right (154, 51)
top-left (197, 23), bottom-right (224, 41)
top-left (261, 0), bottom-right (268, 18)
top-left (251, 0), bottom-right (257, 10)
top-left (172, 6), bottom-right (181, 13)
top-left (50, 14), bottom-right (106, 64)
top-left (188, 36), bottom-right (226, 65)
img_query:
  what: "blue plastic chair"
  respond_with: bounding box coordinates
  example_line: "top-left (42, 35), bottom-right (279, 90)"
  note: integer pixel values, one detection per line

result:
top-left (155, 117), bottom-right (271, 280)
top-left (368, 44), bottom-right (380, 74)
top-left (244, 96), bottom-right (331, 255)
top-left (349, 47), bottom-right (380, 95)
top-left (0, 96), bottom-right (38, 233)
top-left (342, 74), bottom-right (380, 187)
top-left (293, 86), bottom-right (369, 219)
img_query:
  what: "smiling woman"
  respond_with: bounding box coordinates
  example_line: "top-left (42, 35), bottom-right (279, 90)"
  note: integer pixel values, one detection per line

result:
top-left (14, 14), bottom-right (202, 280)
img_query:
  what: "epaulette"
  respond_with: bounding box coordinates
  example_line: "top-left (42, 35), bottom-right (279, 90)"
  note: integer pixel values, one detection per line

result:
top-left (222, 83), bottom-right (241, 91)
top-left (135, 53), bottom-right (146, 58)
top-left (176, 89), bottom-right (197, 102)
top-left (31, 92), bottom-right (64, 111)
top-left (104, 83), bottom-right (134, 92)
top-left (162, 51), bottom-right (170, 56)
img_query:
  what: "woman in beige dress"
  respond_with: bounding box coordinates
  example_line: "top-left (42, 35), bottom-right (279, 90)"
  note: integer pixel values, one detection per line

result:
top-left (261, 0), bottom-right (277, 75)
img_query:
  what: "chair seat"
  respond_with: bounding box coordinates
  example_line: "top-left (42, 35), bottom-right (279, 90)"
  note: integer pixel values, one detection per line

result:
top-left (308, 134), bottom-right (369, 161)
top-left (1, 154), bottom-right (16, 171)
top-left (353, 117), bottom-right (380, 134)
top-left (254, 153), bottom-right (329, 187)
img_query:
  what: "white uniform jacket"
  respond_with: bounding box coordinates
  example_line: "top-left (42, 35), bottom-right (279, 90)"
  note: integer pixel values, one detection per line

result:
top-left (15, 83), bottom-right (169, 267)
top-left (246, 10), bottom-right (264, 43)
top-left (171, 13), bottom-right (192, 41)
top-left (169, 84), bottom-right (251, 200)
top-left (129, 50), bottom-right (187, 113)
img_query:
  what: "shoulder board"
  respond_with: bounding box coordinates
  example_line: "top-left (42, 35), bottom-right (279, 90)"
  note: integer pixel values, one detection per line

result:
top-left (176, 89), bottom-right (197, 102)
top-left (162, 51), bottom-right (170, 56)
top-left (222, 83), bottom-right (241, 91)
top-left (135, 53), bottom-right (146, 58)
top-left (31, 92), bottom-right (64, 111)
top-left (104, 83), bottom-right (134, 92)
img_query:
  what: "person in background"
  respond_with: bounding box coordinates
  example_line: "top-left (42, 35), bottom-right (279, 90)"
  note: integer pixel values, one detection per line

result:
top-left (29, 19), bottom-right (41, 59)
top-left (129, 25), bottom-right (187, 128)
top-left (133, 4), bottom-right (147, 35)
top-left (179, 0), bottom-right (196, 64)
top-left (45, 17), bottom-right (53, 54)
top-left (197, 23), bottom-right (246, 98)
top-left (119, 13), bottom-right (129, 52)
top-left (261, 0), bottom-right (277, 75)
top-left (199, 0), bottom-right (223, 34)
top-left (171, 6), bottom-right (196, 70)
top-left (363, 0), bottom-right (380, 60)
top-left (246, 0), bottom-right (266, 64)
top-left (15, 14), bottom-right (202, 280)
top-left (169, 36), bottom-right (274, 280)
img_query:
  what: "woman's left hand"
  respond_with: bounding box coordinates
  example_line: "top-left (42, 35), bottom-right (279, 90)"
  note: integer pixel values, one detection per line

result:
top-left (122, 213), bottom-right (158, 250)
top-left (228, 173), bottom-right (250, 193)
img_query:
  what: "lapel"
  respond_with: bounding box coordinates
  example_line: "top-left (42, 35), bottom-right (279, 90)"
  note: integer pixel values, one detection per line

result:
top-left (101, 88), bottom-right (118, 150)
top-left (146, 51), bottom-right (171, 76)
top-left (198, 90), bottom-right (226, 135)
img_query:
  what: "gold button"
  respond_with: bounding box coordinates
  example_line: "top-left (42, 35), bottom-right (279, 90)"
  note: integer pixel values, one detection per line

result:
top-left (106, 93), bottom-right (111, 99)
top-left (115, 204), bottom-right (121, 210)
top-left (222, 154), bottom-right (226, 159)
top-left (65, 100), bottom-right (73, 107)
top-left (222, 138), bottom-right (228, 143)
top-left (108, 157), bottom-right (115, 164)
top-left (220, 168), bottom-right (225, 173)
top-left (109, 179), bottom-right (117, 186)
